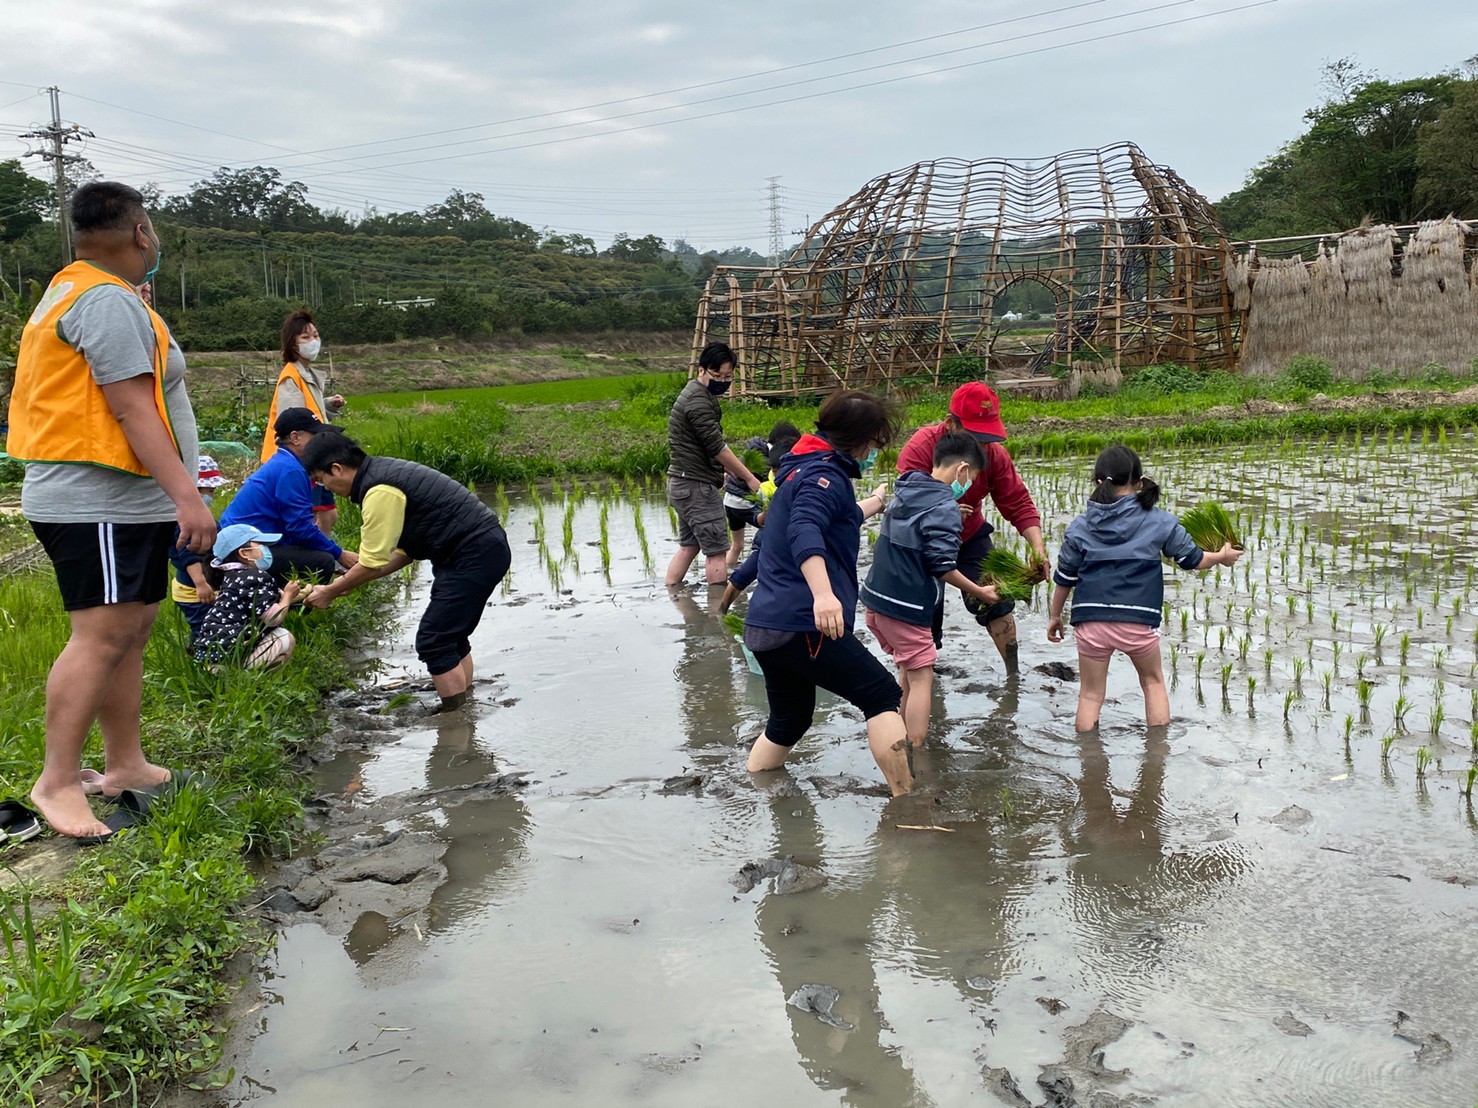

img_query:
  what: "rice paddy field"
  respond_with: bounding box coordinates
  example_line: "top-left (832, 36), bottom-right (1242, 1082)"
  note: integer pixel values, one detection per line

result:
top-left (219, 429), bottom-right (1478, 1107)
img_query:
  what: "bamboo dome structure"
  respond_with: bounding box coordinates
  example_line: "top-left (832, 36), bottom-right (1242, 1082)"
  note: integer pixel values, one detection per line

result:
top-left (694, 142), bottom-right (1238, 397)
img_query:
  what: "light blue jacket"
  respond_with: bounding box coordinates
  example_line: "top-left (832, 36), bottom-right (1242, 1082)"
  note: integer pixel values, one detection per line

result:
top-left (1054, 496), bottom-right (1203, 627)
top-left (861, 471), bottom-right (964, 627)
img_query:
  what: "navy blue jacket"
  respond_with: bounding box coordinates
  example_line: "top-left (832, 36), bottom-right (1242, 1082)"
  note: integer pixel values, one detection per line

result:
top-left (860, 470), bottom-right (963, 627)
top-left (1054, 496), bottom-right (1203, 627)
top-left (220, 448), bottom-right (342, 558)
top-left (745, 434), bottom-right (866, 634)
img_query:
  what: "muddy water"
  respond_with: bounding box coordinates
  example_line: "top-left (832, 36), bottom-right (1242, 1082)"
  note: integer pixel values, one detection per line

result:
top-left (224, 441), bottom-right (1478, 1107)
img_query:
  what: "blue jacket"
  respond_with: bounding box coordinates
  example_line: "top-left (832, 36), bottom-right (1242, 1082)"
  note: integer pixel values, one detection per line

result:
top-left (745, 434), bottom-right (865, 634)
top-left (860, 471), bottom-right (963, 626)
top-left (220, 447), bottom-right (342, 557)
top-left (1054, 496), bottom-right (1203, 628)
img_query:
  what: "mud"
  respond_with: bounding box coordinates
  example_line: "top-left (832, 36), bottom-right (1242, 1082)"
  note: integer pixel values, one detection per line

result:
top-left (210, 438), bottom-right (1477, 1107)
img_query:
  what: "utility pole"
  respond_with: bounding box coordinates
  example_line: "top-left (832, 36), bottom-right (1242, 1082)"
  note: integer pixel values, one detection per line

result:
top-left (20, 88), bottom-right (93, 269)
top-left (766, 176), bottom-right (784, 269)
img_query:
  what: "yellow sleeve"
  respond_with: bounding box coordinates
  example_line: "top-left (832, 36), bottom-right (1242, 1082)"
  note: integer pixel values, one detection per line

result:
top-left (358, 485), bottom-right (408, 568)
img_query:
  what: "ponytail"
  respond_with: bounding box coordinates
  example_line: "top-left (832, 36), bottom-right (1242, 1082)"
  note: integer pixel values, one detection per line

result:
top-left (1089, 443), bottom-right (1160, 510)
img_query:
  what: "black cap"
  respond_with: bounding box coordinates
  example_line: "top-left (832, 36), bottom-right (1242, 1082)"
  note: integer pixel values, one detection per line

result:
top-left (274, 407), bottom-right (340, 436)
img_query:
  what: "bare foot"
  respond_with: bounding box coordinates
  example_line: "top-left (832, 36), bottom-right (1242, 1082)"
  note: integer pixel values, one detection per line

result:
top-left (99, 761), bottom-right (173, 798)
top-left (31, 780), bottom-right (111, 840)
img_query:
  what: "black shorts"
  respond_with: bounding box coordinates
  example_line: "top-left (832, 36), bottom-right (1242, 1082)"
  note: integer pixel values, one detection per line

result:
top-left (751, 630), bottom-right (902, 747)
top-left (31, 520), bottom-right (174, 611)
top-left (725, 504), bottom-right (760, 531)
top-left (416, 527), bottom-right (512, 675)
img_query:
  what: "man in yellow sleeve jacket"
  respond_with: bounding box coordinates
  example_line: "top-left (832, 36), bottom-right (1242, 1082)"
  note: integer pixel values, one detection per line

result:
top-left (7, 181), bottom-right (215, 841)
top-left (300, 431), bottom-right (511, 712)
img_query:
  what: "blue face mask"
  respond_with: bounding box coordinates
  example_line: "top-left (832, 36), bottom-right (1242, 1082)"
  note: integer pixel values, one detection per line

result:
top-left (141, 229), bottom-right (163, 286)
top-left (201, 492), bottom-right (214, 507)
top-left (254, 545), bottom-right (274, 572)
top-left (951, 478), bottom-right (972, 501)
top-left (860, 448), bottom-right (879, 471)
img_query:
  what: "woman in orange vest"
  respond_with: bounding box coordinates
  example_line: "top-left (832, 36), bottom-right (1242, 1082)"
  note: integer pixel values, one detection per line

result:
top-left (262, 309), bottom-right (345, 533)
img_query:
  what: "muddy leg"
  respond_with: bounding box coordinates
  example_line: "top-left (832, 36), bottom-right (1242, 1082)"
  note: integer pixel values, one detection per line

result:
top-left (866, 711), bottom-right (913, 796)
top-left (987, 613), bottom-right (1019, 675)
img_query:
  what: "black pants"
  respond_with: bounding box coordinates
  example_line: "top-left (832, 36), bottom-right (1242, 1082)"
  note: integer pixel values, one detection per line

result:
top-left (417, 527), bottom-right (512, 675)
top-left (752, 630), bottom-right (902, 747)
top-left (931, 525), bottom-right (1016, 646)
top-left (268, 543), bottom-right (339, 585)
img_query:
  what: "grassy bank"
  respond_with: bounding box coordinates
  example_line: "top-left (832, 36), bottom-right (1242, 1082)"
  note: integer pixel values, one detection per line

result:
top-left (340, 365), bottom-right (1478, 484)
top-left (0, 505), bottom-right (395, 1104)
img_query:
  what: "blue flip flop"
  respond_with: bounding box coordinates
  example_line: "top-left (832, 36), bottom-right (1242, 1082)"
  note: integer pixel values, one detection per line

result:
top-left (0, 800), bottom-right (43, 845)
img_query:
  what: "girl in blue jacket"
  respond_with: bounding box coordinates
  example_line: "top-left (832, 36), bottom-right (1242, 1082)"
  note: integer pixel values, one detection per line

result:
top-left (743, 391), bottom-right (914, 795)
top-left (1047, 445), bottom-right (1242, 731)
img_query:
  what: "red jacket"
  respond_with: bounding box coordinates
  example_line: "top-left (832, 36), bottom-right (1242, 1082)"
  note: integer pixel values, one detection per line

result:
top-left (896, 421), bottom-right (1041, 543)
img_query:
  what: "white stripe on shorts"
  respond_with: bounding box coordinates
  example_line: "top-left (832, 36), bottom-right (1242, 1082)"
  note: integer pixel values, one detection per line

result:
top-left (97, 522), bottom-right (118, 604)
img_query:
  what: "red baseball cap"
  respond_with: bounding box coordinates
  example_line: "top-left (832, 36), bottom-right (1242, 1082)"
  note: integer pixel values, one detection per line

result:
top-left (948, 382), bottom-right (1007, 442)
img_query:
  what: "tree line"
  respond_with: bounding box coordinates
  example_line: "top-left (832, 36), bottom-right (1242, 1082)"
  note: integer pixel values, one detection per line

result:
top-left (1217, 57), bottom-right (1478, 240)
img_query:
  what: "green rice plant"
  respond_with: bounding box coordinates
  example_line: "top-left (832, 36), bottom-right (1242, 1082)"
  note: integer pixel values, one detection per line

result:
top-left (1342, 714), bottom-right (1354, 743)
top-left (1220, 662), bottom-right (1234, 696)
top-left (1247, 676), bottom-right (1257, 704)
top-left (1357, 679), bottom-right (1373, 715)
top-left (1373, 624), bottom-right (1388, 652)
top-left (1179, 501), bottom-right (1243, 552)
top-left (1218, 627), bottom-right (1228, 653)
top-left (1330, 611), bottom-right (1340, 633)
top-left (1286, 595), bottom-right (1297, 617)
top-left (1282, 688), bottom-right (1296, 721)
top-left (1393, 693), bottom-right (1412, 731)
top-left (1305, 599), bottom-right (1315, 623)
top-left (1180, 609), bottom-right (1189, 637)
top-left (1381, 733), bottom-right (1397, 761)
top-left (976, 548), bottom-right (1049, 602)
top-left (1292, 656), bottom-right (1306, 686)
top-left (722, 612), bottom-right (745, 637)
top-left (598, 502), bottom-right (612, 579)
top-left (561, 499), bottom-right (577, 564)
top-left (1321, 670), bottom-right (1333, 709)
top-left (1331, 640), bottom-right (1343, 670)
top-left (1169, 643), bottom-right (1180, 673)
top-left (1428, 703), bottom-right (1445, 734)
top-left (1238, 634), bottom-right (1251, 662)
top-left (1399, 633), bottom-right (1411, 667)
top-left (1195, 651), bottom-right (1206, 682)
top-left (1415, 746), bottom-right (1432, 778)
top-left (1470, 720), bottom-right (1478, 754)
top-left (1461, 765), bottom-right (1477, 799)
top-left (631, 502), bottom-right (652, 571)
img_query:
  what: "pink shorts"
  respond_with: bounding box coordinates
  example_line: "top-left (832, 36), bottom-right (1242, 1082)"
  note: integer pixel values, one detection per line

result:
top-left (865, 609), bottom-right (937, 671)
top-left (1073, 621), bottom-right (1161, 661)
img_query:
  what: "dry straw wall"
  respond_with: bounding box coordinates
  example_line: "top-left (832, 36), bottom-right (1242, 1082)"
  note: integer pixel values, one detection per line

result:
top-left (1238, 218), bottom-right (1478, 377)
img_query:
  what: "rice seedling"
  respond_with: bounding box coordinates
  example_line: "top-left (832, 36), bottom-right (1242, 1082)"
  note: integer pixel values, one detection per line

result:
top-left (1292, 656), bottom-right (1306, 686)
top-left (1399, 633), bottom-right (1411, 667)
top-left (976, 548), bottom-right (1049, 602)
top-left (1357, 679), bottom-right (1373, 715)
top-left (1219, 662), bottom-right (1233, 696)
top-left (1429, 704), bottom-right (1445, 735)
top-left (1264, 648), bottom-right (1274, 677)
top-left (598, 502), bottom-right (612, 579)
top-left (1282, 688), bottom-right (1296, 721)
top-left (1381, 733), bottom-right (1398, 761)
top-left (1393, 694), bottom-right (1412, 731)
top-left (1415, 746), bottom-right (1432, 778)
top-left (561, 500), bottom-right (577, 566)
top-left (1238, 634), bottom-right (1251, 662)
top-left (1247, 676), bottom-right (1257, 705)
top-left (1195, 652), bottom-right (1206, 682)
top-left (1342, 714), bottom-right (1354, 743)
top-left (1462, 765), bottom-right (1477, 799)
top-left (1218, 627), bottom-right (1228, 653)
top-left (1373, 624), bottom-right (1388, 652)
top-left (1321, 670), bottom-right (1333, 709)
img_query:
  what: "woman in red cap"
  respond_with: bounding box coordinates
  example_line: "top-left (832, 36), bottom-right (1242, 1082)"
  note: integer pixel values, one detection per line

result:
top-left (895, 381), bottom-right (1049, 674)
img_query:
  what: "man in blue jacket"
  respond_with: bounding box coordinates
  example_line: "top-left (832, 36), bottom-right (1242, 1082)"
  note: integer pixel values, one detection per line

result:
top-left (219, 408), bottom-right (357, 583)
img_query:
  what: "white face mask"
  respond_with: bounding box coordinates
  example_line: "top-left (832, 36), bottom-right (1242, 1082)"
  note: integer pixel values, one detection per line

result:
top-left (298, 337), bottom-right (322, 361)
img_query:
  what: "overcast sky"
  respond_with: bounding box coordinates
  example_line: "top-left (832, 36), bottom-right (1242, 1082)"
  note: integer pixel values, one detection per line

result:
top-left (2, 0), bottom-right (1474, 252)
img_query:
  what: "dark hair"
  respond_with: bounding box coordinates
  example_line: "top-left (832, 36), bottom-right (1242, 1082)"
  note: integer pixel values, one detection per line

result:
top-left (71, 181), bottom-right (147, 235)
top-left (767, 424), bottom-right (804, 470)
top-left (301, 431), bottom-right (368, 477)
top-left (280, 309), bottom-right (316, 365)
top-left (697, 342), bottom-right (735, 373)
top-left (932, 431), bottom-right (986, 470)
top-left (814, 390), bottom-right (899, 456)
top-left (1090, 444), bottom-right (1159, 510)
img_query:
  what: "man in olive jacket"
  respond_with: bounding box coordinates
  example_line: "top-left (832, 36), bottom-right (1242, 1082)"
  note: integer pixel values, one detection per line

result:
top-left (665, 341), bottom-right (762, 586)
top-left (302, 432), bottom-right (511, 712)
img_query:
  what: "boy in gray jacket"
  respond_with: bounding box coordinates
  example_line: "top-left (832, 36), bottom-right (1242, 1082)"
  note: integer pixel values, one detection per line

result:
top-left (862, 432), bottom-right (1001, 745)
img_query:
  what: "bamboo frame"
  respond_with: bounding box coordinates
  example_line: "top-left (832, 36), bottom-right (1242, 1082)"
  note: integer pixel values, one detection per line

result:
top-left (694, 142), bottom-right (1237, 397)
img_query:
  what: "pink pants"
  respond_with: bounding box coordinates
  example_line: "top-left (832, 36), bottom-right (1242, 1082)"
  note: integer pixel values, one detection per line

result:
top-left (1073, 621), bottom-right (1161, 661)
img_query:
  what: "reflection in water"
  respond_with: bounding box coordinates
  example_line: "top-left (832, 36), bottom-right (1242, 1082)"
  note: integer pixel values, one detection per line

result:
top-left (669, 587), bottom-right (760, 758)
top-left (337, 711), bottom-right (532, 970)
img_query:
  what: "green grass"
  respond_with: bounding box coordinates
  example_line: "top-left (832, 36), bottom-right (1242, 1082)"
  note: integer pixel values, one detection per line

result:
top-left (0, 503), bottom-right (398, 1104)
top-left (356, 370), bottom-right (676, 409)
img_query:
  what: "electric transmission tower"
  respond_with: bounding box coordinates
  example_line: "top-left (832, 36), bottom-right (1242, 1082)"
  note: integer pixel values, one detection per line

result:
top-left (20, 87), bottom-right (93, 267)
top-left (766, 176), bottom-right (784, 269)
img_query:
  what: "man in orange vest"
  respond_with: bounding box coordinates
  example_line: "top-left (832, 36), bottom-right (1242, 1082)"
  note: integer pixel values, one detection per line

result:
top-left (7, 181), bottom-right (215, 841)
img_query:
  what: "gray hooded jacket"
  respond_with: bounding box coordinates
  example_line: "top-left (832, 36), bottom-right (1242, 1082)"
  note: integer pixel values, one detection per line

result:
top-left (1053, 495), bottom-right (1203, 627)
top-left (861, 470), bottom-right (965, 627)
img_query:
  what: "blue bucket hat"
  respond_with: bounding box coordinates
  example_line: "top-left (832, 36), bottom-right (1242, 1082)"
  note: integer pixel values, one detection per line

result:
top-left (213, 523), bottom-right (282, 561)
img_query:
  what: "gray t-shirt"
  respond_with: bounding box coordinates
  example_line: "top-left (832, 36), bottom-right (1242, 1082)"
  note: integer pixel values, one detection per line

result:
top-left (22, 285), bottom-right (199, 524)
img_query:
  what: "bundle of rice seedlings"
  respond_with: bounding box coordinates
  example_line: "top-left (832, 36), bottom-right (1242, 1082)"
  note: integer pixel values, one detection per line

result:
top-left (722, 612), bottom-right (745, 638)
top-left (977, 547), bottom-right (1049, 602)
top-left (1179, 502), bottom-right (1243, 552)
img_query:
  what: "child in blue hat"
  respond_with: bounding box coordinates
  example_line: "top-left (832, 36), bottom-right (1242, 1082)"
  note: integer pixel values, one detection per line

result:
top-left (192, 523), bottom-right (302, 668)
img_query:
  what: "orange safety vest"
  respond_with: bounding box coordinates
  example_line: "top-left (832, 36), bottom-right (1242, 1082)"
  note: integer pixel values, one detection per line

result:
top-left (7, 261), bottom-right (178, 476)
top-left (260, 362), bottom-right (326, 462)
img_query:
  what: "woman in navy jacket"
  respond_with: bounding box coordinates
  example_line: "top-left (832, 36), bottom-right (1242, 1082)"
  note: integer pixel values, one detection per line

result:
top-left (742, 390), bottom-right (914, 795)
